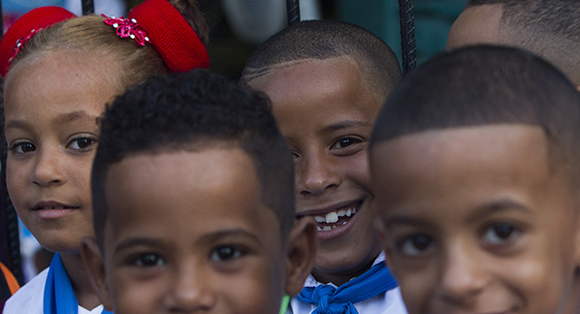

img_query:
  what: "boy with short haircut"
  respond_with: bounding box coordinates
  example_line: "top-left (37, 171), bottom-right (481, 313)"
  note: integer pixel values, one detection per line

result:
top-left (369, 45), bottom-right (580, 314)
top-left (242, 20), bottom-right (406, 313)
top-left (80, 69), bottom-right (318, 314)
top-left (447, 0), bottom-right (580, 86)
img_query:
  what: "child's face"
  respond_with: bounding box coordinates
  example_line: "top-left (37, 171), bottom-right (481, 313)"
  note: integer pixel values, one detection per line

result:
top-left (371, 125), bottom-right (580, 314)
top-left (3, 51), bottom-right (114, 253)
top-left (88, 148), bottom-right (301, 314)
top-left (249, 56), bottom-right (384, 282)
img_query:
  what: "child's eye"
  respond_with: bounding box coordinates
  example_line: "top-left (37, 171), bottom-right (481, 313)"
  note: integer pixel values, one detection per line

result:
top-left (331, 137), bottom-right (362, 150)
top-left (9, 141), bottom-right (36, 154)
top-left (210, 246), bottom-right (244, 262)
top-left (67, 136), bottom-right (97, 152)
top-left (397, 234), bottom-right (434, 257)
top-left (482, 223), bottom-right (520, 245)
top-left (132, 253), bottom-right (165, 267)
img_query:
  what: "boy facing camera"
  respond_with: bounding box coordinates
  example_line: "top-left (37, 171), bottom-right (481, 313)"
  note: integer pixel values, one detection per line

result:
top-left (81, 69), bottom-right (317, 314)
top-left (242, 20), bottom-right (406, 314)
top-left (370, 45), bottom-right (580, 314)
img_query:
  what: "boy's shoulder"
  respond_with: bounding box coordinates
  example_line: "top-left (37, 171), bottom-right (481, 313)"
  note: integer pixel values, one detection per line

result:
top-left (3, 267), bottom-right (49, 314)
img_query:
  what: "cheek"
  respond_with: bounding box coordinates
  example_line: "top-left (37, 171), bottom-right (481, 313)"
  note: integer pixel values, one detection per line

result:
top-left (341, 153), bottom-right (371, 191)
top-left (224, 258), bottom-right (284, 313)
top-left (110, 270), bottom-right (160, 314)
top-left (5, 158), bottom-right (28, 208)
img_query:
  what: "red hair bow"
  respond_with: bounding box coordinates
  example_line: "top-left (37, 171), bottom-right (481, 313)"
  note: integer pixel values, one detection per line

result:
top-left (0, 6), bottom-right (76, 77)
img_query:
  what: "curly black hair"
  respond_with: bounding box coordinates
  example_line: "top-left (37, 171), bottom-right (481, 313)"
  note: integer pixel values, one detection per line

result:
top-left (92, 69), bottom-right (295, 246)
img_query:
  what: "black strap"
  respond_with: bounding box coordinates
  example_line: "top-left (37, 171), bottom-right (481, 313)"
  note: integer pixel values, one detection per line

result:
top-left (82, 0), bottom-right (95, 15)
top-left (0, 268), bottom-right (11, 303)
top-left (286, 0), bottom-right (300, 26)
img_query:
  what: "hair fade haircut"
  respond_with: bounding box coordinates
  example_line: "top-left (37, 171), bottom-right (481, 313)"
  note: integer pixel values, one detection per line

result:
top-left (241, 20), bottom-right (401, 101)
top-left (91, 69), bottom-right (295, 246)
top-left (370, 45), bottom-right (580, 186)
top-left (465, 0), bottom-right (580, 84)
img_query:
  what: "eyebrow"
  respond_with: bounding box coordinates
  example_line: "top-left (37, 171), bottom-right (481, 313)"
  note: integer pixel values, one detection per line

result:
top-left (5, 110), bottom-right (99, 130)
top-left (113, 228), bottom-right (262, 254)
top-left (384, 199), bottom-right (531, 228)
top-left (321, 120), bottom-right (373, 134)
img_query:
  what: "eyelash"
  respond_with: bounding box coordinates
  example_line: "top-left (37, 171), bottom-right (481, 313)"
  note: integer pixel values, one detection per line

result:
top-left (330, 136), bottom-right (363, 150)
top-left (481, 222), bottom-right (521, 247)
top-left (67, 136), bottom-right (98, 152)
top-left (395, 234), bottom-right (435, 257)
top-left (393, 222), bottom-right (522, 258)
top-left (209, 245), bottom-right (247, 262)
top-left (130, 253), bottom-right (165, 268)
top-left (9, 141), bottom-right (36, 155)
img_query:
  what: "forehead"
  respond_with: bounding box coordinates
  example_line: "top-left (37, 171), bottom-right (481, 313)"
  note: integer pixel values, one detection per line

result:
top-left (447, 4), bottom-right (504, 49)
top-left (371, 125), bottom-right (575, 219)
top-left (4, 51), bottom-right (115, 118)
top-left (104, 149), bottom-right (279, 241)
top-left (250, 56), bottom-right (382, 135)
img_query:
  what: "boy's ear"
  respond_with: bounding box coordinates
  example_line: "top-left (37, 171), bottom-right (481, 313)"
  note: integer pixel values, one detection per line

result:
top-left (284, 216), bottom-right (317, 296)
top-left (374, 218), bottom-right (394, 267)
top-left (80, 236), bottom-right (114, 311)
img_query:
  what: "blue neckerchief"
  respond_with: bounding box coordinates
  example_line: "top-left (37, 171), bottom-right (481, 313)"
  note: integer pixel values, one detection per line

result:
top-left (297, 262), bottom-right (397, 314)
top-left (43, 253), bottom-right (113, 314)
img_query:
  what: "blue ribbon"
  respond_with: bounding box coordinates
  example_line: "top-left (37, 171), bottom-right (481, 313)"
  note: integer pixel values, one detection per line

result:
top-left (297, 262), bottom-right (398, 314)
top-left (43, 253), bottom-right (113, 314)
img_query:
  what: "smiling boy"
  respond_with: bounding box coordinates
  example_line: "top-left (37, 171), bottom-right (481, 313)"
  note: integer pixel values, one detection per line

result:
top-left (370, 45), bottom-right (580, 314)
top-left (80, 69), bottom-right (317, 314)
top-left (242, 20), bottom-right (405, 313)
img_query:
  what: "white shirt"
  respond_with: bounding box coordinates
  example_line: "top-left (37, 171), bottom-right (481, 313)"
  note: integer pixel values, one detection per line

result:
top-left (287, 252), bottom-right (408, 314)
top-left (4, 268), bottom-right (104, 314)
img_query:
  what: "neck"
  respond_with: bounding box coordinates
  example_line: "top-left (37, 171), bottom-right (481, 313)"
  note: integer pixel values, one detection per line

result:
top-left (312, 250), bottom-right (381, 286)
top-left (60, 252), bottom-right (101, 310)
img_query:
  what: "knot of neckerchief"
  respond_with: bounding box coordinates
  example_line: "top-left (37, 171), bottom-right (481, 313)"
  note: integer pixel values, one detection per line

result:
top-left (297, 262), bottom-right (398, 314)
top-left (43, 253), bottom-right (112, 314)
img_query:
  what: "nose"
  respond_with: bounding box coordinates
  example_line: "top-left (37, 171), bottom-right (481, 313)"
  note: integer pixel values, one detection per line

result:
top-left (438, 244), bottom-right (487, 305)
top-left (164, 266), bottom-right (217, 311)
top-left (31, 147), bottom-right (66, 187)
top-left (297, 151), bottom-right (341, 196)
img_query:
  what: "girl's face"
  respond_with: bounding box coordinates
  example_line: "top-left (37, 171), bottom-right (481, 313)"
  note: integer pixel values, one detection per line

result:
top-left (4, 51), bottom-right (116, 254)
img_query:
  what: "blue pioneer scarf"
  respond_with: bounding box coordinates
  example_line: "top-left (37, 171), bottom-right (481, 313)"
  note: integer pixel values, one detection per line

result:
top-left (43, 253), bottom-right (112, 314)
top-left (297, 262), bottom-right (398, 314)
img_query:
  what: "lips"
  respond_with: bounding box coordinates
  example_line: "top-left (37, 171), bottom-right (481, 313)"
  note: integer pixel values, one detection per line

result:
top-left (32, 200), bottom-right (79, 219)
top-left (298, 200), bottom-right (362, 240)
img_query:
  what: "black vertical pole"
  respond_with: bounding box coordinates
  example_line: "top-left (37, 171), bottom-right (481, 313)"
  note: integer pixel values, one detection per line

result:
top-left (398, 0), bottom-right (417, 75)
top-left (0, 0), bottom-right (4, 36)
top-left (82, 0), bottom-right (95, 15)
top-left (286, 0), bottom-right (300, 26)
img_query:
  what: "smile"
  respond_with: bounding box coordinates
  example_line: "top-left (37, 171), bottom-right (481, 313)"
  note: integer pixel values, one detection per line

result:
top-left (313, 204), bottom-right (358, 231)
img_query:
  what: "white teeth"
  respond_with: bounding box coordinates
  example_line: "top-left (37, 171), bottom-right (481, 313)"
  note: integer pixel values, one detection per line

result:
top-left (317, 226), bottom-right (322, 231)
top-left (346, 209), bottom-right (352, 217)
top-left (337, 210), bottom-right (346, 217)
top-left (325, 212), bottom-right (338, 223)
top-left (314, 216), bottom-right (325, 223)
top-left (322, 226), bottom-right (332, 231)
top-left (352, 208), bottom-right (357, 214)
top-left (331, 225), bottom-right (337, 229)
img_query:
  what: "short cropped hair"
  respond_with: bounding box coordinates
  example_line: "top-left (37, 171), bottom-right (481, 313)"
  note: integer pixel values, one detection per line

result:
top-left (370, 45), bottom-right (580, 186)
top-left (241, 20), bottom-right (401, 101)
top-left (465, 0), bottom-right (580, 84)
top-left (92, 69), bottom-right (295, 246)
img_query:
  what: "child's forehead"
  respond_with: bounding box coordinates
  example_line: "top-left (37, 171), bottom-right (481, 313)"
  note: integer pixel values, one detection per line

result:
top-left (103, 148), bottom-right (280, 230)
top-left (371, 124), bottom-right (550, 176)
